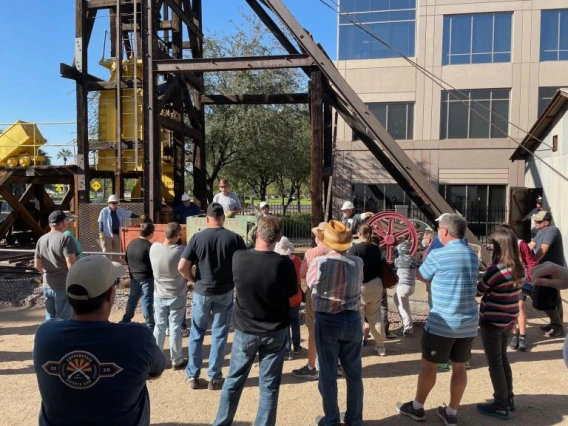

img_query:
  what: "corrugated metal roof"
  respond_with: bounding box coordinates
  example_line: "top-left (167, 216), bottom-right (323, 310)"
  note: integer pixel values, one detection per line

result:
top-left (510, 88), bottom-right (568, 161)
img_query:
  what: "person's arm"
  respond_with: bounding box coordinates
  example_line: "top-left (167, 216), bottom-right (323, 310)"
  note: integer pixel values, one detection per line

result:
top-left (306, 259), bottom-right (318, 290)
top-left (532, 262), bottom-right (568, 290)
top-left (98, 209), bottom-right (105, 235)
top-left (528, 241), bottom-right (537, 250)
top-left (476, 264), bottom-right (497, 297)
top-left (65, 253), bottom-right (77, 269)
top-left (284, 258), bottom-right (299, 298)
top-left (534, 243), bottom-right (550, 263)
top-left (34, 258), bottom-right (44, 274)
top-left (231, 194), bottom-right (242, 215)
top-left (178, 244), bottom-right (196, 283)
top-left (417, 253), bottom-right (438, 284)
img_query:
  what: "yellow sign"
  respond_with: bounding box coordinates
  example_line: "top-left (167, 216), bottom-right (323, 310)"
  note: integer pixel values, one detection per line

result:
top-left (91, 180), bottom-right (102, 192)
top-left (55, 184), bottom-right (64, 192)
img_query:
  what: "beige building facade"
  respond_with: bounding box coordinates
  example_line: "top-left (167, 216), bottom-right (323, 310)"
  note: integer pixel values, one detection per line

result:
top-left (334, 0), bottom-right (568, 234)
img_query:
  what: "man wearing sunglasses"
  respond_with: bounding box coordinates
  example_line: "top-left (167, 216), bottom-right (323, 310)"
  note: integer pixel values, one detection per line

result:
top-left (529, 210), bottom-right (565, 338)
top-left (213, 179), bottom-right (242, 218)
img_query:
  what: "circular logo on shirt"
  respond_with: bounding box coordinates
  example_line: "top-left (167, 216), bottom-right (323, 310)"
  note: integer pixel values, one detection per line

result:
top-left (42, 350), bottom-right (123, 390)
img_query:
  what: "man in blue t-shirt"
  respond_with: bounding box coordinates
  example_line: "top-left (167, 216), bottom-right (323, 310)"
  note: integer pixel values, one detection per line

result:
top-left (33, 256), bottom-right (166, 426)
top-left (174, 193), bottom-right (201, 224)
top-left (397, 214), bottom-right (478, 426)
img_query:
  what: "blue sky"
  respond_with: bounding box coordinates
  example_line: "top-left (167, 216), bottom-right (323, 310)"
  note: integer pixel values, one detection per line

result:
top-left (0, 1), bottom-right (336, 164)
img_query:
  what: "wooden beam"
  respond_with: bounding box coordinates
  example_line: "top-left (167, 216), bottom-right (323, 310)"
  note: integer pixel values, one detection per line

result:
top-left (0, 180), bottom-right (32, 242)
top-left (59, 188), bottom-right (76, 211)
top-left (0, 186), bottom-right (45, 239)
top-left (87, 0), bottom-right (141, 10)
top-left (162, 0), bottom-right (203, 40)
top-left (155, 55), bottom-right (315, 73)
top-left (201, 93), bottom-right (309, 105)
top-left (310, 70), bottom-right (324, 228)
top-left (159, 115), bottom-right (202, 140)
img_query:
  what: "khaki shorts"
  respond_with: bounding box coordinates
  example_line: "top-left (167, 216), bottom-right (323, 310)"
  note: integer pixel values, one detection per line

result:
top-left (305, 287), bottom-right (314, 331)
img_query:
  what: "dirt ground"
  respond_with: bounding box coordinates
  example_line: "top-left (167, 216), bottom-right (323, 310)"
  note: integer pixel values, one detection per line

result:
top-left (1, 299), bottom-right (568, 426)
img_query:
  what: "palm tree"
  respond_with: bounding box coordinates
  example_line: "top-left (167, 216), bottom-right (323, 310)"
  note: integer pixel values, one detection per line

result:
top-left (56, 148), bottom-right (73, 165)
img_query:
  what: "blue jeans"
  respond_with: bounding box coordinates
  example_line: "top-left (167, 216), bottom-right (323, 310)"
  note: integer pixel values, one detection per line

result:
top-left (154, 295), bottom-right (186, 366)
top-left (122, 278), bottom-right (155, 329)
top-left (43, 288), bottom-right (72, 320)
top-left (286, 305), bottom-right (301, 351)
top-left (187, 291), bottom-right (233, 380)
top-left (214, 328), bottom-right (287, 426)
top-left (315, 311), bottom-right (363, 426)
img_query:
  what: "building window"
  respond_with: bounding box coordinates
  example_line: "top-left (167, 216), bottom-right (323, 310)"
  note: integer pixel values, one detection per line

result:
top-left (353, 102), bottom-right (414, 140)
top-left (541, 9), bottom-right (568, 61)
top-left (439, 184), bottom-right (507, 237)
top-left (339, 0), bottom-right (416, 60)
top-left (538, 87), bottom-right (560, 115)
top-left (440, 89), bottom-right (510, 139)
top-left (442, 13), bottom-right (512, 65)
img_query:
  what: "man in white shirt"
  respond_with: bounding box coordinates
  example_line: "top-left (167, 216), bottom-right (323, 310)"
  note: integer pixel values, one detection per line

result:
top-left (212, 179), bottom-right (242, 217)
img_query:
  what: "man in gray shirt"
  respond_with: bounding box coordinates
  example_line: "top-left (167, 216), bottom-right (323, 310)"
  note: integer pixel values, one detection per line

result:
top-left (34, 210), bottom-right (78, 320)
top-left (530, 210), bottom-right (565, 337)
top-left (149, 222), bottom-right (188, 370)
top-left (212, 179), bottom-right (242, 217)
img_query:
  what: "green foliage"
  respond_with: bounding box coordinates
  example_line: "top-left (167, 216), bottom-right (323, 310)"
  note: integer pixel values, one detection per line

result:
top-left (203, 10), bottom-right (310, 203)
top-left (276, 213), bottom-right (312, 239)
top-left (56, 148), bottom-right (73, 165)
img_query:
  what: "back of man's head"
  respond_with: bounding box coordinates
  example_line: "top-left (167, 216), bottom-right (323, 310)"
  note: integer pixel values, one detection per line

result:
top-left (165, 222), bottom-right (181, 240)
top-left (140, 221), bottom-right (155, 238)
top-left (257, 216), bottom-right (282, 244)
top-left (439, 214), bottom-right (467, 239)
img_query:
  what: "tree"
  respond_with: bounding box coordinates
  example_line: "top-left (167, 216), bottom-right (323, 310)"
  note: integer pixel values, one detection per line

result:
top-left (57, 148), bottom-right (73, 165)
top-left (202, 10), bottom-right (308, 201)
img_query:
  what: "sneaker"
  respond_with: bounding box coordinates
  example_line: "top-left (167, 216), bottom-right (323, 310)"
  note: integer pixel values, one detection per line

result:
top-left (385, 330), bottom-right (398, 339)
top-left (208, 378), bottom-right (224, 390)
top-left (436, 405), bottom-right (458, 425)
top-left (362, 338), bottom-right (368, 347)
top-left (544, 327), bottom-right (565, 338)
top-left (315, 413), bottom-right (345, 426)
top-left (403, 327), bottom-right (414, 336)
top-left (396, 401), bottom-right (425, 422)
top-left (476, 402), bottom-right (510, 420)
top-left (466, 361), bottom-right (471, 370)
top-left (172, 358), bottom-right (188, 370)
top-left (337, 365), bottom-right (344, 376)
top-left (540, 324), bottom-right (553, 331)
top-left (508, 334), bottom-right (519, 350)
top-left (284, 350), bottom-right (293, 361)
top-left (518, 336), bottom-right (527, 352)
top-left (437, 362), bottom-right (451, 372)
top-left (182, 328), bottom-right (189, 338)
top-left (293, 346), bottom-right (303, 355)
top-left (374, 346), bottom-right (386, 356)
top-left (509, 398), bottom-right (515, 412)
top-left (187, 376), bottom-right (200, 389)
top-left (292, 365), bottom-right (318, 380)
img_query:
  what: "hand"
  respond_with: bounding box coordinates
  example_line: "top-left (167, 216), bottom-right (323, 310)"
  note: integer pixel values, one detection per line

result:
top-left (226, 211), bottom-right (234, 218)
top-left (140, 215), bottom-right (146, 221)
top-left (99, 232), bottom-right (105, 240)
top-left (531, 261), bottom-right (568, 290)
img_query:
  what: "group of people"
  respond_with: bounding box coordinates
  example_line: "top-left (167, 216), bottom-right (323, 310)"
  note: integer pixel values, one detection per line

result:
top-left (30, 189), bottom-right (567, 426)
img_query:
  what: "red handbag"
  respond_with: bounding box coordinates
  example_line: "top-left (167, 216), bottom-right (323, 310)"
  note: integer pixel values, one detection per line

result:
top-left (380, 260), bottom-right (399, 289)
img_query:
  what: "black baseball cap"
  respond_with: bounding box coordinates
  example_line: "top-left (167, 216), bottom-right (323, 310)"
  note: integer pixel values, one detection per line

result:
top-left (207, 202), bottom-right (225, 218)
top-left (48, 210), bottom-right (68, 225)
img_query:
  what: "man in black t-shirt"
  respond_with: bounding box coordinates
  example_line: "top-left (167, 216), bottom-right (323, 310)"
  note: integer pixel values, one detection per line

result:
top-left (122, 222), bottom-right (155, 329)
top-left (213, 216), bottom-right (297, 426)
top-left (33, 256), bottom-right (165, 426)
top-left (178, 202), bottom-right (246, 390)
top-left (530, 210), bottom-right (566, 337)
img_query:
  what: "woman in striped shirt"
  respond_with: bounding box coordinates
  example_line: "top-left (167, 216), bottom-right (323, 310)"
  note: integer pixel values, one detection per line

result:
top-left (476, 227), bottom-right (524, 421)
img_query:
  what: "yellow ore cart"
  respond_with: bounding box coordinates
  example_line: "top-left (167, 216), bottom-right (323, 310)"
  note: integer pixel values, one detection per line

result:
top-left (0, 121), bottom-right (46, 167)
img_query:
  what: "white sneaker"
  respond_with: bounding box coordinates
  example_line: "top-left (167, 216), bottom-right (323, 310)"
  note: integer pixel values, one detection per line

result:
top-left (374, 346), bottom-right (386, 356)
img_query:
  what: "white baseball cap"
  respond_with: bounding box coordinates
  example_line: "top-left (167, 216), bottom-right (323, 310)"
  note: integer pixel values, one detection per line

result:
top-left (181, 194), bottom-right (191, 202)
top-left (341, 201), bottom-right (355, 210)
top-left (66, 256), bottom-right (125, 300)
top-left (259, 201), bottom-right (269, 209)
top-left (107, 194), bottom-right (119, 203)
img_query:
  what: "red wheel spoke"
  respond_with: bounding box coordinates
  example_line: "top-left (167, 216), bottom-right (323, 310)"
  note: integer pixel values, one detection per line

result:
top-left (393, 229), bottom-right (411, 239)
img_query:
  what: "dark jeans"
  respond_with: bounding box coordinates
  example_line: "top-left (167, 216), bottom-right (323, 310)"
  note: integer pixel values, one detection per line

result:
top-left (315, 311), bottom-right (363, 426)
top-left (286, 305), bottom-right (301, 351)
top-left (380, 288), bottom-right (389, 332)
top-left (545, 288), bottom-right (564, 332)
top-left (480, 322), bottom-right (514, 410)
top-left (122, 278), bottom-right (155, 329)
top-left (214, 328), bottom-right (287, 426)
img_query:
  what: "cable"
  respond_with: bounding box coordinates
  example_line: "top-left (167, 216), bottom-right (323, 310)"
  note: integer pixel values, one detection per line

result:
top-left (317, 0), bottom-right (568, 183)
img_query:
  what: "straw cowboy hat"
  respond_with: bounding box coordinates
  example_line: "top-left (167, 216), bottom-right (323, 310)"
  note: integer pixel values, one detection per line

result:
top-left (317, 220), bottom-right (353, 251)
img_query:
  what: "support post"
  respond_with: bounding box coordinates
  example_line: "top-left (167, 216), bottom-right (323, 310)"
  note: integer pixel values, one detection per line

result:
top-left (114, 0), bottom-right (124, 199)
top-left (309, 69), bottom-right (324, 228)
top-left (323, 92), bottom-right (333, 221)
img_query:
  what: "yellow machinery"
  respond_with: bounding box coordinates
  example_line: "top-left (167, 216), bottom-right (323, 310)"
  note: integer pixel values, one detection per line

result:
top-left (0, 121), bottom-right (46, 167)
top-left (95, 58), bottom-right (175, 201)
